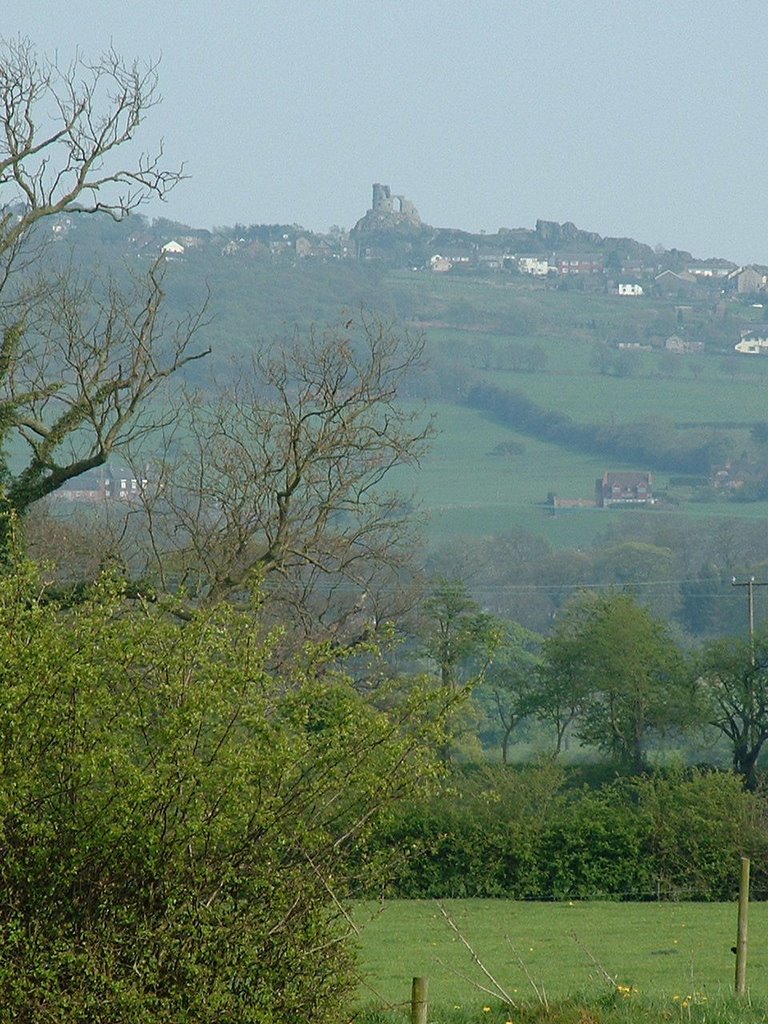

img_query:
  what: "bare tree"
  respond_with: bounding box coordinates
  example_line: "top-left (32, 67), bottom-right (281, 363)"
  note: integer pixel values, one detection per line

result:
top-left (0, 40), bottom-right (426, 636)
top-left (0, 38), bottom-right (178, 264)
top-left (0, 38), bottom-right (207, 530)
top-left (129, 316), bottom-right (432, 634)
top-left (3, 261), bottom-right (207, 515)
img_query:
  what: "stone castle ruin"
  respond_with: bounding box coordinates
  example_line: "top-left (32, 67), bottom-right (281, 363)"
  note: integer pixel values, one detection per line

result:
top-left (350, 183), bottom-right (665, 276)
top-left (352, 183), bottom-right (423, 235)
top-left (370, 183), bottom-right (420, 222)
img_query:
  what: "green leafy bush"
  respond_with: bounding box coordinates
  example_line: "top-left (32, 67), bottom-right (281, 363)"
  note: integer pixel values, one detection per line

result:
top-left (539, 783), bottom-right (654, 899)
top-left (368, 767), bottom-right (768, 902)
top-left (634, 769), bottom-right (768, 899)
top-left (0, 563), bottom-right (443, 1022)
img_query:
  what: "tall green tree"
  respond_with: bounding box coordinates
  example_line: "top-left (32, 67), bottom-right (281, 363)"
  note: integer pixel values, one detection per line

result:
top-left (420, 579), bottom-right (501, 691)
top-left (542, 592), bottom-right (691, 772)
top-left (418, 579), bottom-right (502, 760)
top-left (530, 652), bottom-right (585, 758)
top-left (480, 620), bottom-right (542, 764)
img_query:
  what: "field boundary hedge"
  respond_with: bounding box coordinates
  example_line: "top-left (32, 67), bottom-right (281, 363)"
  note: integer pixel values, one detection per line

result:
top-left (363, 767), bottom-right (768, 902)
top-left (465, 381), bottom-right (730, 474)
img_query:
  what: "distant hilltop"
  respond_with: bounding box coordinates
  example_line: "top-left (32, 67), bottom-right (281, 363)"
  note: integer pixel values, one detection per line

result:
top-left (345, 183), bottom-right (768, 292)
top-left (32, 184), bottom-right (767, 288)
top-left (351, 182), bottom-right (675, 266)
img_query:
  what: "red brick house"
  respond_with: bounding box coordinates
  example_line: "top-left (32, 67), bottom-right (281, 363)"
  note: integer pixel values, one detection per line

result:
top-left (55, 466), bottom-right (149, 503)
top-left (595, 471), bottom-right (653, 507)
top-left (556, 256), bottom-right (604, 275)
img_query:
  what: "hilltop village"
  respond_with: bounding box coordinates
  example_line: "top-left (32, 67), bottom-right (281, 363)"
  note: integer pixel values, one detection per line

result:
top-left (43, 183), bottom-right (768, 357)
top-left (43, 182), bottom-right (767, 297)
top-left (34, 183), bottom-right (768, 367)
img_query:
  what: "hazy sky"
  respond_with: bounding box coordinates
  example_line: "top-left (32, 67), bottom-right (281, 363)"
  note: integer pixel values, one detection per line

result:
top-left (4, 2), bottom-right (768, 263)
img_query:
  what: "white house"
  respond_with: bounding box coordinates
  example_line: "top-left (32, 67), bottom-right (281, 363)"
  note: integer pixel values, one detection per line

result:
top-left (517, 256), bottom-right (549, 276)
top-left (161, 239), bottom-right (185, 256)
top-left (735, 332), bottom-right (768, 354)
top-left (429, 254), bottom-right (452, 273)
top-left (665, 334), bottom-right (703, 354)
top-left (618, 283), bottom-right (644, 296)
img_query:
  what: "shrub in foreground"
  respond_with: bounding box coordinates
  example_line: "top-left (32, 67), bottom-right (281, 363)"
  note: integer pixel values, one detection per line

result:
top-left (0, 564), bottom-right (443, 1023)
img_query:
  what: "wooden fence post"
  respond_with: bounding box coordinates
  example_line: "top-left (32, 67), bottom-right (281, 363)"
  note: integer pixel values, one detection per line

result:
top-left (411, 976), bottom-right (428, 1024)
top-left (735, 856), bottom-right (750, 995)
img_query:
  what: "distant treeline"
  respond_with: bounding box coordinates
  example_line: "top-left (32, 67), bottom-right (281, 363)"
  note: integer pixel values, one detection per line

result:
top-left (465, 381), bottom-right (731, 475)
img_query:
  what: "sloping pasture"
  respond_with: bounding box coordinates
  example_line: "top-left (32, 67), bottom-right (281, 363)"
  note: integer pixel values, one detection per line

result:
top-left (393, 400), bottom-right (768, 551)
top-left (472, 350), bottom-right (768, 426)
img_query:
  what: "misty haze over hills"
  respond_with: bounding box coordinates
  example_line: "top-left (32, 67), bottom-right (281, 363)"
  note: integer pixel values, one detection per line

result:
top-left (10, 3), bottom-right (768, 265)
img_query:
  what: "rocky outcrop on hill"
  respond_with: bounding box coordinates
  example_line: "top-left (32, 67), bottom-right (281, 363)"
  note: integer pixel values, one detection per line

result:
top-left (350, 184), bottom-right (703, 268)
top-left (534, 219), bottom-right (665, 261)
top-left (534, 219), bottom-right (601, 247)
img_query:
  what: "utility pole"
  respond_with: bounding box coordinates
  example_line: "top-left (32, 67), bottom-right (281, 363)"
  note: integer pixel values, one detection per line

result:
top-left (732, 577), bottom-right (768, 661)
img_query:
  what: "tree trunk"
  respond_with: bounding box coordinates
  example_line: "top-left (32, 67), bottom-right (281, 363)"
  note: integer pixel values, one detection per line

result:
top-left (735, 743), bottom-right (760, 792)
top-left (502, 726), bottom-right (513, 766)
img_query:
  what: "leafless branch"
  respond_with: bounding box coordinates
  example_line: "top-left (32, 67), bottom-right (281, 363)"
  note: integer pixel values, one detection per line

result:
top-left (0, 38), bottom-right (207, 522)
top-left (437, 902), bottom-right (517, 1006)
top-left (129, 315), bottom-right (432, 636)
top-left (0, 37), bottom-right (182, 260)
top-left (1, 258), bottom-right (208, 513)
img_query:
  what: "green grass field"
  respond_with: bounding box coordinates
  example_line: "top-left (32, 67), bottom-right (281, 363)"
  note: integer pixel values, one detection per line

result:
top-left (356, 899), bottom-right (768, 1019)
top-left (476, 356), bottom-right (768, 426)
top-left (390, 402), bottom-right (612, 547)
top-left (392, 401), bottom-right (768, 550)
top-left (389, 278), bottom-right (768, 551)
top-left (419, 321), bottom-right (768, 428)
top-left (392, 268), bottom-right (677, 333)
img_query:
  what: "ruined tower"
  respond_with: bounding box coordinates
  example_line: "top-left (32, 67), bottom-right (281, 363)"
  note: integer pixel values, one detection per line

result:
top-left (355, 183), bottom-right (421, 231)
top-left (371, 183), bottom-right (394, 215)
